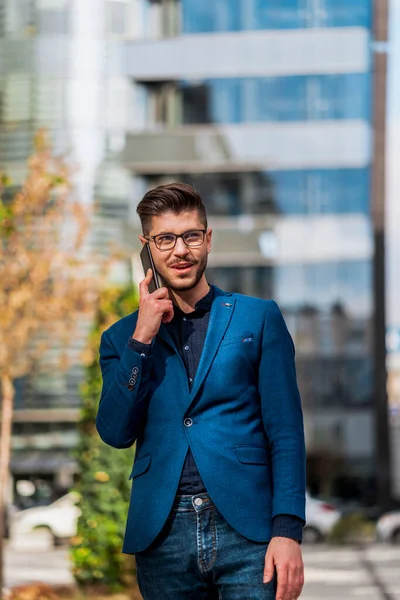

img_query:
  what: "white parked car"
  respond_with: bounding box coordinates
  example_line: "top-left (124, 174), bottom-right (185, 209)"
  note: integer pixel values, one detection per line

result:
top-left (10, 489), bottom-right (339, 545)
top-left (10, 492), bottom-right (81, 545)
top-left (376, 510), bottom-right (400, 544)
top-left (303, 492), bottom-right (341, 543)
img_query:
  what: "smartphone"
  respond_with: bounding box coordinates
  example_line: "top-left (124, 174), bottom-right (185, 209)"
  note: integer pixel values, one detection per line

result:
top-left (140, 243), bottom-right (165, 293)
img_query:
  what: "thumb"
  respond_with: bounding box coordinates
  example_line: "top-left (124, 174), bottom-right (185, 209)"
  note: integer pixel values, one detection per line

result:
top-left (263, 551), bottom-right (275, 584)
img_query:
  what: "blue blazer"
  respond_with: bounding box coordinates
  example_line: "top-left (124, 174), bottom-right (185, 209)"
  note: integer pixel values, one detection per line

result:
top-left (96, 285), bottom-right (306, 554)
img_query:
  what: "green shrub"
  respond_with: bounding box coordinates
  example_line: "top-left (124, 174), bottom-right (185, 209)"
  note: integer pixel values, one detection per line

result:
top-left (327, 511), bottom-right (376, 544)
top-left (70, 287), bottom-right (139, 591)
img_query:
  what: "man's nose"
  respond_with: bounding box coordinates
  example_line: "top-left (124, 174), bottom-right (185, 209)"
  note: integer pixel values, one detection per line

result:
top-left (173, 237), bottom-right (190, 255)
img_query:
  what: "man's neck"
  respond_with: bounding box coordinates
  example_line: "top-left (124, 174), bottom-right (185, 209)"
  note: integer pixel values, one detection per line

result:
top-left (169, 278), bottom-right (210, 313)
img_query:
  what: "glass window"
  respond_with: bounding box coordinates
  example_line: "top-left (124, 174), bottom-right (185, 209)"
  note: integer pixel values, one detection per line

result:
top-left (182, 83), bottom-right (211, 124)
top-left (181, 0), bottom-right (214, 33)
top-left (181, 0), bottom-right (371, 33)
top-left (185, 172), bottom-right (243, 216)
top-left (277, 259), bottom-right (373, 409)
top-left (179, 74), bottom-right (371, 125)
top-left (297, 356), bottom-right (373, 408)
top-left (36, 79), bottom-right (66, 124)
top-left (270, 168), bottom-right (370, 215)
top-left (139, 82), bottom-right (179, 128)
top-left (37, 2), bottom-right (71, 35)
top-left (209, 79), bottom-right (241, 124)
top-left (2, 0), bottom-right (35, 36)
top-left (144, 168), bottom-right (370, 216)
top-left (274, 260), bottom-right (373, 318)
top-left (2, 76), bottom-right (32, 123)
top-left (206, 266), bottom-right (273, 298)
top-left (106, 0), bottom-right (128, 35)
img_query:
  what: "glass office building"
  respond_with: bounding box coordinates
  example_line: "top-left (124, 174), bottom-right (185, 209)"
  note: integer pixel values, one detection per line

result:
top-left (0, 0), bottom-right (376, 504)
top-left (122, 0), bottom-right (375, 502)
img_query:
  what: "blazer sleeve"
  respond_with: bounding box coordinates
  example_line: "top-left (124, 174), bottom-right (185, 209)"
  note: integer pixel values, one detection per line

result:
top-left (258, 300), bottom-right (306, 522)
top-left (95, 329), bottom-right (153, 449)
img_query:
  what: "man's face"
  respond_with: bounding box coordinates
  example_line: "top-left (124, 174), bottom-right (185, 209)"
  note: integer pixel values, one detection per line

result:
top-left (140, 210), bottom-right (212, 292)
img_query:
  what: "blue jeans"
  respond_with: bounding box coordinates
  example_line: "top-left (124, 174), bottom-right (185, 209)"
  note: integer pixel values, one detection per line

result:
top-left (134, 493), bottom-right (277, 600)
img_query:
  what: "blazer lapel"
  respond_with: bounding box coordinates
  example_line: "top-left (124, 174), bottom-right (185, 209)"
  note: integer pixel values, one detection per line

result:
top-left (157, 322), bottom-right (179, 355)
top-left (189, 287), bottom-right (235, 405)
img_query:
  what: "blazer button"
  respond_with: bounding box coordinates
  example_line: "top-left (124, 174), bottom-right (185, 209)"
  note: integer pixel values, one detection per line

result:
top-left (128, 384), bottom-right (134, 391)
top-left (184, 418), bottom-right (193, 427)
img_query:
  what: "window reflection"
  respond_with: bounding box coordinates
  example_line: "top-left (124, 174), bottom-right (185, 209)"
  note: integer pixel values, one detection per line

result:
top-left (206, 266), bottom-right (273, 299)
top-left (274, 261), bottom-right (372, 318)
top-left (297, 356), bottom-right (372, 408)
top-left (144, 168), bottom-right (370, 216)
top-left (180, 74), bottom-right (371, 124)
top-left (182, 0), bottom-right (371, 33)
top-left (138, 74), bottom-right (371, 129)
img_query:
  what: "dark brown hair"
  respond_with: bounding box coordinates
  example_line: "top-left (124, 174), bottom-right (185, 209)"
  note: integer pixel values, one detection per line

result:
top-left (136, 182), bottom-right (208, 236)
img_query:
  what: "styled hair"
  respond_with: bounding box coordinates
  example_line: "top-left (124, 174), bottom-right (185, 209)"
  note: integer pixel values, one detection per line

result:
top-left (136, 182), bottom-right (208, 236)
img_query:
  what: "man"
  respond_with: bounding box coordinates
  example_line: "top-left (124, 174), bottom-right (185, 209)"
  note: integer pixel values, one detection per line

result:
top-left (96, 183), bottom-right (306, 600)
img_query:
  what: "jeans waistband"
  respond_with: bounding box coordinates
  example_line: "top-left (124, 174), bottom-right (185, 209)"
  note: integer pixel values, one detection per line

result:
top-left (172, 492), bottom-right (214, 513)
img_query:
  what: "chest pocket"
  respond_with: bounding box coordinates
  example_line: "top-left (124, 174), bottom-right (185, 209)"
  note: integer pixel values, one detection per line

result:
top-left (220, 332), bottom-right (254, 347)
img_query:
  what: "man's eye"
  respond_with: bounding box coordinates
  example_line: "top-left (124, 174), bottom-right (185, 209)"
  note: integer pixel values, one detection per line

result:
top-left (158, 235), bottom-right (175, 242)
top-left (185, 232), bottom-right (200, 239)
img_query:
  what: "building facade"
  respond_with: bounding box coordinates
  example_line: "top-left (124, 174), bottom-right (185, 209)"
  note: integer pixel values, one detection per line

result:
top-left (0, 0), bottom-right (380, 506)
top-left (121, 0), bottom-right (376, 503)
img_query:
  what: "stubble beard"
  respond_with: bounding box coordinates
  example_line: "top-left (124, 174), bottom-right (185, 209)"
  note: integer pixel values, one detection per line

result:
top-left (159, 252), bottom-right (208, 292)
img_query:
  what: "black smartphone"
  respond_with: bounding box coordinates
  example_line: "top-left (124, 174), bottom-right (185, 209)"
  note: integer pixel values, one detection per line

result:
top-left (140, 243), bottom-right (165, 293)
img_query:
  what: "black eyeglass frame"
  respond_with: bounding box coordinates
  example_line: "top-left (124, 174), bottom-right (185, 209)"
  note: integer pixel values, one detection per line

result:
top-left (144, 228), bottom-right (208, 251)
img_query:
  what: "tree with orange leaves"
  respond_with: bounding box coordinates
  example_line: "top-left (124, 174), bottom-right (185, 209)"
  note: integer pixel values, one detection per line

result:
top-left (0, 132), bottom-right (110, 593)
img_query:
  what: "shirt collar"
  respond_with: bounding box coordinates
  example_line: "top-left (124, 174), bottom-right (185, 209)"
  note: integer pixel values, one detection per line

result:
top-left (173, 284), bottom-right (214, 317)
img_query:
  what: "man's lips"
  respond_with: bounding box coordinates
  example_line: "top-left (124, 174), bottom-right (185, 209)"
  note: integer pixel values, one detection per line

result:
top-left (170, 263), bottom-right (194, 271)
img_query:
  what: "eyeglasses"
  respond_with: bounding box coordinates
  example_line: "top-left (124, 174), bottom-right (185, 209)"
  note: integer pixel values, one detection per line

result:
top-left (144, 229), bottom-right (207, 251)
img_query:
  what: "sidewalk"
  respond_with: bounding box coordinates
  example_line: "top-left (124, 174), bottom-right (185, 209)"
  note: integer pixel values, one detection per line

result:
top-left (4, 537), bottom-right (400, 599)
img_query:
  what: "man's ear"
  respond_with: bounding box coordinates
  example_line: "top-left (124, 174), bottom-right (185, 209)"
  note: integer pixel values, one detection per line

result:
top-left (139, 235), bottom-right (147, 246)
top-left (206, 228), bottom-right (212, 253)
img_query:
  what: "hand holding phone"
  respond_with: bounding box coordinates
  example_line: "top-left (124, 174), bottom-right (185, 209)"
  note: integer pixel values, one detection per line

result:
top-left (140, 243), bottom-right (165, 293)
top-left (132, 249), bottom-right (174, 344)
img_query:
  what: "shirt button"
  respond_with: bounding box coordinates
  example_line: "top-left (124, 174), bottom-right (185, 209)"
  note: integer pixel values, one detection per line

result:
top-left (184, 345), bottom-right (189, 351)
top-left (140, 353), bottom-right (146, 357)
top-left (184, 418), bottom-right (193, 427)
top-left (183, 317), bottom-right (187, 321)
top-left (189, 377), bottom-right (193, 383)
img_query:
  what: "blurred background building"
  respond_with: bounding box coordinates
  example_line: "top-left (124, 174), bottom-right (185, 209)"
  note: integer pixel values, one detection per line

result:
top-left (0, 0), bottom-right (398, 509)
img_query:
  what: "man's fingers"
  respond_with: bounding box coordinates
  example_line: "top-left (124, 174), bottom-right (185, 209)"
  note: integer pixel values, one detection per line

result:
top-left (284, 562), bottom-right (304, 600)
top-left (294, 563), bottom-right (304, 599)
top-left (263, 551), bottom-right (275, 583)
top-left (275, 564), bottom-right (288, 600)
top-left (161, 307), bottom-right (174, 323)
top-left (139, 268), bottom-right (153, 295)
top-left (285, 565), bottom-right (298, 600)
top-left (151, 286), bottom-right (170, 299)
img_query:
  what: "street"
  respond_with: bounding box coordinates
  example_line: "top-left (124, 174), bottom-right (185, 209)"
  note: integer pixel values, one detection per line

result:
top-left (4, 541), bottom-right (400, 599)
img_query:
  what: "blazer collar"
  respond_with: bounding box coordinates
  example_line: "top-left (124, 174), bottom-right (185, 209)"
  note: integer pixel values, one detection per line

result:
top-left (157, 285), bottom-right (235, 406)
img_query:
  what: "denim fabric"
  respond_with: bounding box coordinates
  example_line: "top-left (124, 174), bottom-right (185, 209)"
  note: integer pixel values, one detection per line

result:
top-left (135, 493), bottom-right (277, 600)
